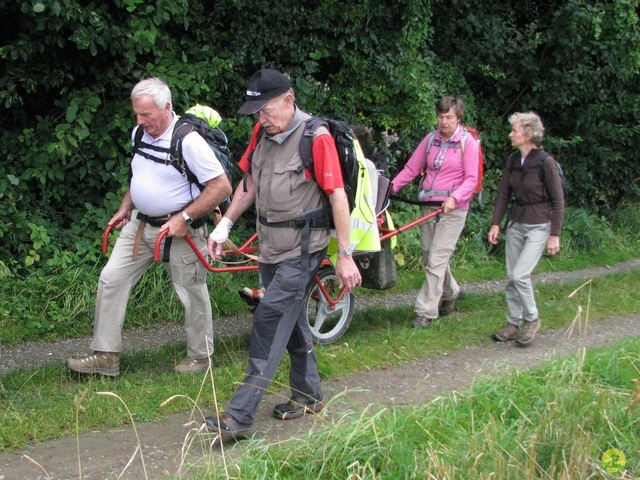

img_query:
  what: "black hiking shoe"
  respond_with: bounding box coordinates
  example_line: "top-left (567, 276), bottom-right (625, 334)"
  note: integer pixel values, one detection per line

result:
top-left (273, 397), bottom-right (325, 420)
top-left (205, 412), bottom-right (252, 439)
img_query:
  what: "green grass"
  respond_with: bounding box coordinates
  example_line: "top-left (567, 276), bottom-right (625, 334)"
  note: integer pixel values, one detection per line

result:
top-left (0, 265), bottom-right (261, 344)
top-left (3, 202), bottom-right (640, 344)
top-left (1, 204), bottom-right (639, 477)
top-left (201, 337), bottom-right (639, 479)
top-left (1, 270), bottom-right (639, 453)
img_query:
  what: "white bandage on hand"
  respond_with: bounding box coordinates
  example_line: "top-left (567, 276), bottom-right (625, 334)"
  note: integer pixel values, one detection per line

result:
top-left (209, 217), bottom-right (233, 244)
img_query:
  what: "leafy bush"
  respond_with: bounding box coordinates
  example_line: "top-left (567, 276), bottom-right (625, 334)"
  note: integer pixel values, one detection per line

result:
top-left (610, 199), bottom-right (640, 240)
top-left (1, 0), bottom-right (639, 283)
top-left (562, 207), bottom-right (615, 252)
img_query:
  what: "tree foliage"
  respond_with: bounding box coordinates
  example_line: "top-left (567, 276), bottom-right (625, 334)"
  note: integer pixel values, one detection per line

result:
top-left (0, 0), bottom-right (638, 277)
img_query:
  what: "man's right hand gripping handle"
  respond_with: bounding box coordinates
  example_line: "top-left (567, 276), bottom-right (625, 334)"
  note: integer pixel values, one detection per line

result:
top-left (207, 216), bottom-right (233, 261)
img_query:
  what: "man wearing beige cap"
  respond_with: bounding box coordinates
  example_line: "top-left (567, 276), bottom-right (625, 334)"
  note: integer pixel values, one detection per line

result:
top-left (205, 68), bottom-right (361, 438)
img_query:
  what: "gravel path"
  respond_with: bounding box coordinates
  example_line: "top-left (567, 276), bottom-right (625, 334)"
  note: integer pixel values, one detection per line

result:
top-left (2, 259), bottom-right (638, 375)
top-left (1, 259), bottom-right (639, 479)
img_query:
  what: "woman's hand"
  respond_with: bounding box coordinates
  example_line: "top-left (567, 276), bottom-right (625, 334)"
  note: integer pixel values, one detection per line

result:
top-left (488, 225), bottom-right (500, 245)
top-left (442, 196), bottom-right (457, 214)
top-left (547, 235), bottom-right (560, 255)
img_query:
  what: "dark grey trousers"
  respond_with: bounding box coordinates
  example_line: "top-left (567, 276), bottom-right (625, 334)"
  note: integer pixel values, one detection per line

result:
top-left (225, 249), bottom-right (325, 425)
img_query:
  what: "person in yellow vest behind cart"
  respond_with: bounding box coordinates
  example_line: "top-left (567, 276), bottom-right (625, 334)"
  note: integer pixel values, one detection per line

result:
top-left (205, 69), bottom-right (361, 439)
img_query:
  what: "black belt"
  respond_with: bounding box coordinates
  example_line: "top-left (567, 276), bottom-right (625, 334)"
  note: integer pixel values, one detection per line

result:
top-left (389, 195), bottom-right (442, 207)
top-left (135, 211), bottom-right (206, 263)
top-left (137, 212), bottom-right (174, 228)
top-left (137, 211), bottom-right (207, 229)
top-left (258, 208), bottom-right (330, 299)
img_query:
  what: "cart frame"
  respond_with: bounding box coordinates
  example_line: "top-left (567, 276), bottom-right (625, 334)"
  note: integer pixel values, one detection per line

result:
top-left (102, 207), bottom-right (442, 344)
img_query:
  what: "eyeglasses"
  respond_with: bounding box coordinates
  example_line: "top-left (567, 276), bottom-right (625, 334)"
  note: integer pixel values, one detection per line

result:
top-left (257, 106), bottom-right (275, 117)
top-left (255, 95), bottom-right (286, 118)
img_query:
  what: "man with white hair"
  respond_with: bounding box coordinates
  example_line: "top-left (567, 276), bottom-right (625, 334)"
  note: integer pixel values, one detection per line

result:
top-left (67, 77), bottom-right (232, 376)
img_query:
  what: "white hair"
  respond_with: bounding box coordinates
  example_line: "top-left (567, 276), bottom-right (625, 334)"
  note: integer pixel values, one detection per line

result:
top-left (509, 112), bottom-right (545, 146)
top-left (130, 77), bottom-right (172, 109)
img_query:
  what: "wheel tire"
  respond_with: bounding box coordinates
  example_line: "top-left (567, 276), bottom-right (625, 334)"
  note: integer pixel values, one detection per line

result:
top-left (306, 267), bottom-right (355, 344)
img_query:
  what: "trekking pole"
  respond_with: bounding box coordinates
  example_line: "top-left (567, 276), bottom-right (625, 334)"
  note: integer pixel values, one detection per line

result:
top-left (378, 208), bottom-right (443, 242)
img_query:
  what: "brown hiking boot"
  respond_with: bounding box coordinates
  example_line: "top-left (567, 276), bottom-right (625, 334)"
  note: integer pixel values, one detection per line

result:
top-left (205, 412), bottom-right (252, 439)
top-left (492, 322), bottom-right (520, 342)
top-left (174, 357), bottom-right (211, 374)
top-left (273, 397), bottom-right (325, 420)
top-left (67, 352), bottom-right (120, 376)
top-left (440, 288), bottom-right (464, 316)
top-left (412, 315), bottom-right (435, 328)
top-left (515, 319), bottom-right (541, 346)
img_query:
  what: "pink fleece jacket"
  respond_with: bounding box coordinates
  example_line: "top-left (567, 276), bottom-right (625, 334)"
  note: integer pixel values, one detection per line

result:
top-left (391, 126), bottom-right (479, 210)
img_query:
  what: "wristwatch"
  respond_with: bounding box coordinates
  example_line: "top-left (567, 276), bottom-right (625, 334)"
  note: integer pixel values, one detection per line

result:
top-left (181, 211), bottom-right (193, 225)
top-left (337, 246), bottom-right (354, 257)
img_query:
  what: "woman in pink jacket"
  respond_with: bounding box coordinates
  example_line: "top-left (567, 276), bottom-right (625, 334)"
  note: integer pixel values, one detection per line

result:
top-left (391, 97), bottom-right (479, 327)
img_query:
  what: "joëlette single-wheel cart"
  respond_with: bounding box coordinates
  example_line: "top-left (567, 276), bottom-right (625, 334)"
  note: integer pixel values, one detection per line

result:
top-left (102, 204), bottom-right (442, 345)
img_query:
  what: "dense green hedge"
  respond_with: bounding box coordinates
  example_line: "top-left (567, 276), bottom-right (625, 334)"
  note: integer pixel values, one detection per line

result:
top-left (1, 0), bottom-right (639, 278)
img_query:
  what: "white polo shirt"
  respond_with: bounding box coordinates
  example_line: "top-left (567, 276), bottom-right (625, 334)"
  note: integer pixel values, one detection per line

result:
top-left (129, 115), bottom-right (225, 216)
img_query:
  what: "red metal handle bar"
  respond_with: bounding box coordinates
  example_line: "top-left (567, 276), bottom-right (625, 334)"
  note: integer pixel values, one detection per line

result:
top-left (102, 208), bottom-right (442, 305)
top-left (173, 231), bottom-right (344, 303)
top-left (378, 208), bottom-right (442, 243)
top-left (316, 275), bottom-right (348, 306)
top-left (102, 224), bottom-right (114, 254)
top-left (153, 229), bottom-right (260, 273)
top-left (102, 226), bottom-right (342, 308)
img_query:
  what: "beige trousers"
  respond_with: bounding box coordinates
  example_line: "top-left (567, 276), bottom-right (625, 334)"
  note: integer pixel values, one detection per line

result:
top-left (91, 212), bottom-right (213, 358)
top-left (505, 221), bottom-right (550, 324)
top-left (414, 206), bottom-right (468, 319)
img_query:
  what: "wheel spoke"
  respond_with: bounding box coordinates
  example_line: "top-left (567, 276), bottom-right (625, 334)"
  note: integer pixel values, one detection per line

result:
top-left (306, 269), bottom-right (355, 344)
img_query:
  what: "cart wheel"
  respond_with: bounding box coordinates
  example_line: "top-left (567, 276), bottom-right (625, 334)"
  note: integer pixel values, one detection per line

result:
top-left (306, 268), bottom-right (355, 344)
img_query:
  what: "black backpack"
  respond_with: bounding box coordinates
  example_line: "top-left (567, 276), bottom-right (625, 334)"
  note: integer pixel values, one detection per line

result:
top-left (131, 112), bottom-right (234, 208)
top-left (510, 151), bottom-right (569, 207)
top-left (299, 117), bottom-right (359, 213)
top-left (250, 116), bottom-right (359, 218)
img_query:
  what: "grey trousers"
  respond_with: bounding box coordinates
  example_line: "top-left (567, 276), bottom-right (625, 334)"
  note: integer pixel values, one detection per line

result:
top-left (415, 206), bottom-right (468, 319)
top-left (91, 212), bottom-right (213, 358)
top-left (505, 221), bottom-right (551, 325)
top-left (226, 249), bottom-right (325, 425)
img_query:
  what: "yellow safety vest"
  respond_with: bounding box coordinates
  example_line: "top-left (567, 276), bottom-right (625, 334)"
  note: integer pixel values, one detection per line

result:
top-left (327, 139), bottom-right (381, 264)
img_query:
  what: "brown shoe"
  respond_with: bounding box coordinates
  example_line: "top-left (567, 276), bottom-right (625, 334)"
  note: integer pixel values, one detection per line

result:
top-left (515, 319), bottom-right (541, 346)
top-left (440, 288), bottom-right (464, 316)
top-left (273, 397), bottom-right (325, 420)
top-left (492, 322), bottom-right (520, 342)
top-left (67, 352), bottom-right (120, 376)
top-left (174, 357), bottom-right (211, 374)
top-left (413, 315), bottom-right (435, 328)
